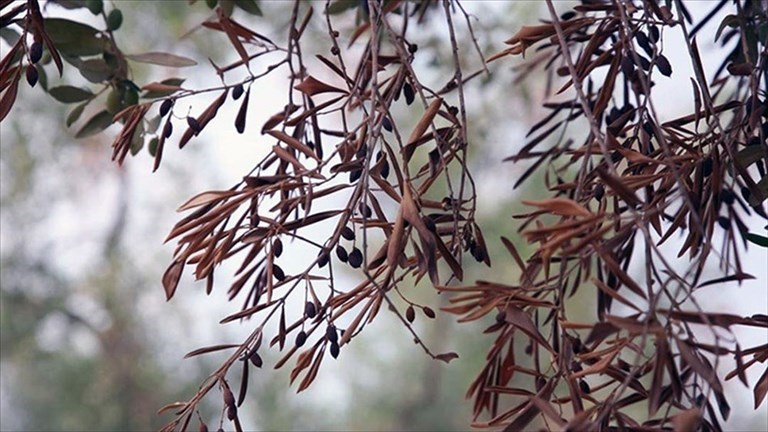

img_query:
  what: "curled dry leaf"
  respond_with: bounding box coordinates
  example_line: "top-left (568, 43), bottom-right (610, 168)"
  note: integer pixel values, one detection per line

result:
top-left (435, 352), bottom-right (459, 363)
top-left (522, 198), bottom-right (592, 218)
top-left (177, 190), bottom-right (240, 212)
top-left (162, 260), bottom-right (184, 301)
top-left (184, 344), bottom-right (240, 359)
top-left (294, 75), bottom-right (347, 96)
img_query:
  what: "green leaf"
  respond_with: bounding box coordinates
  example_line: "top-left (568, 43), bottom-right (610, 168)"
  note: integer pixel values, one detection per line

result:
top-left (161, 78), bottom-right (185, 87)
top-left (234, 0), bottom-right (262, 15)
top-left (66, 101), bottom-right (88, 127)
top-left (77, 59), bottom-right (113, 83)
top-left (744, 233), bottom-right (768, 248)
top-left (49, 86), bottom-right (94, 103)
top-left (327, 0), bottom-right (358, 15)
top-left (125, 52), bottom-right (197, 68)
top-left (43, 18), bottom-right (106, 57)
top-left (0, 28), bottom-right (21, 46)
top-left (86, 0), bottom-right (103, 15)
top-left (106, 9), bottom-right (123, 31)
top-left (130, 121), bottom-right (144, 155)
top-left (219, 0), bottom-right (235, 16)
top-left (146, 114), bottom-right (162, 134)
top-left (35, 64), bottom-right (48, 91)
top-left (148, 137), bottom-right (159, 157)
top-left (75, 110), bottom-right (113, 138)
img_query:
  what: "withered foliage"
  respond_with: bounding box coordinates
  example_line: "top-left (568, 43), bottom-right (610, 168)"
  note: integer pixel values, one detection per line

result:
top-left (457, 1), bottom-right (768, 430)
top-left (2, 0), bottom-right (767, 431)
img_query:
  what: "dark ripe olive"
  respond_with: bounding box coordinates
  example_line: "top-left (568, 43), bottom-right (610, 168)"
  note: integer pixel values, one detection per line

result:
top-left (472, 245), bottom-right (486, 263)
top-left (422, 216), bottom-right (436, 233)
top-left (25, 65), bottom-right (38, 87)
top-left (295, 330), bottom-right (307, 347)
top-left (380, 159), bottom-right (389, 178)
top-left (232, 84), bottom-right (244, 100)
top-left (635, 31), bottom-right (653, 56)
top-left (349, 168), bottom-right (362, 183)
top-left (317, 250), bottom-right (329, 268)
top-left (702, 157), bottom-right (713, 177)
top-left (717, 216), bottom-right (731, 229)
top-left (326, 325), bottom-right (338, 343)
top-left (335, 245), bottom-right (348, 262)
top-left (226, 405), bottom-right (237, 420)
top-left (348, 248), bottom-right (363, 268)
top-left (304, 301), bottom-right (317, 318)
top-left (572, 337), bottom-right (583, 354)
top-left (594, 183), bottom-right (605, 201)
top-left (340, 226), bottom-right (355, 240)
top-left (29, 42), bottom-right (43, 64)
top-left (403, 82), bottom-right (415, 105)
top-left (405, 306), bottom-right (415, 323)
top-left (579, 380), bottom-right (591, 394)
top-left (329, 342), bottom-right (340, 359)
top-left (159, 99), bottom-right (173, 117)
top-left (408, 43), bottom-right (418, 53)
top-left (741, 187), bottom-right (750, 201)
top-left (720, 189), bottom-right (735, 205)
top-left (656, 54), bottom-right (672, 77)
top-left (359, 202), bottom-right (372, 218)
top-left (648, 25), bottom-right (660, 43)
top-left (642, 121), bottom-right (655, 137)
top-left (272, 264), bottom-right (285, 281)
top-left (163, 120), bottom-right (173, 138)
top-left (187, 116), bottom-right (201, 133)
top-left (249, 351), bottom-right (263, 368)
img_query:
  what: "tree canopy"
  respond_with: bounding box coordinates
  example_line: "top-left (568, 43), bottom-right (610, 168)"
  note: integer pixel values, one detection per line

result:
top-left (1, 0), bottom-right (767, 431)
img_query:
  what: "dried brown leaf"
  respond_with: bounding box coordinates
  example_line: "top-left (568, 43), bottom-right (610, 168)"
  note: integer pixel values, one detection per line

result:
top-left (504, 305), bottom-right (552, 352)
top-left (522, 198), bottom-right (592, 218)
top-left (162, 260), bottom-right (184, 300)
top-left (184, 343), bottom-right (240, 358)
top-left (673, 408), bottom-right (702, 432)
top-left (404, 98), bottom-right (442, 162)
top-left (754, 367), bottom-right (768, 409)
top-left (177, 190), bottom-right (240, 212)
top-left (265, 130), bottom-right (319, 161)
top-left (294, 75), bottom-right (346, 96)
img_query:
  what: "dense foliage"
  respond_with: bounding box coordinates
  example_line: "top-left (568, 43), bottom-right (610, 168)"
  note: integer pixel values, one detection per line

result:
top-left (1, 0), bottom-right (766, 431)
